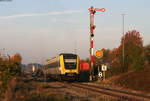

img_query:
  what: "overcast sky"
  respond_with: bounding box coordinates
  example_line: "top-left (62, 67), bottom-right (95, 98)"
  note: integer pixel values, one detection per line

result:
top-left (0, 0), bottom-right (150, 64)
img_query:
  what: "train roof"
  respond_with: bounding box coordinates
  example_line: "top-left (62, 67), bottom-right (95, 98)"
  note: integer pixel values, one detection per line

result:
top-left (59, 53), bottom-right (77, 56)
top-left (44, 53), bottom-right (78, 65)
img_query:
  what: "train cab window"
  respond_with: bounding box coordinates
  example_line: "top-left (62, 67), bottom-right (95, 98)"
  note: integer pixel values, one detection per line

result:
top-left (64, 62), bottom-right (77, 69)
top-left (63, 54), bottom-right (77, 69)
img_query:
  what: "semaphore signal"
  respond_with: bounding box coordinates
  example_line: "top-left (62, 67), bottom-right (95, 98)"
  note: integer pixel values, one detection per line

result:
top-left (88, 6), bottom-right (106, 81)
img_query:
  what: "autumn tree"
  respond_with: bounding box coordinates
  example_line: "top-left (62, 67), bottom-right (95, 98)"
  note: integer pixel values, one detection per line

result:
top-left (10, 53), bottom-right (22, 64)
top-left (10, 53), bottom-right (22, 75)
top-left (100, 48), bottom-right (110, 63)
top-left (107, 48), bottom-right (122, 74)
top-left (119, 30), bottom-right (144, 71)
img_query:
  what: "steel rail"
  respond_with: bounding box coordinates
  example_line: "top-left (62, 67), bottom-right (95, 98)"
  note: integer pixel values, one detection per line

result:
top-left (69, 83), bottom-right (150, 101)
top-left (80, 83), bottom-right (150, 99)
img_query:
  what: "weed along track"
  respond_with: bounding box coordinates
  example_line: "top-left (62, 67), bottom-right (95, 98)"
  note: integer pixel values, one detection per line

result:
top-left (64, 82), bottom-right (150, 101)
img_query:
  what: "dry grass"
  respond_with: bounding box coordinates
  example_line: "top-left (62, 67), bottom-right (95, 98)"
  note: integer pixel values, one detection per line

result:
top-left (115, 67), bottom-right (150, 93)
top-left (103, 66), bottom-right (150, 94)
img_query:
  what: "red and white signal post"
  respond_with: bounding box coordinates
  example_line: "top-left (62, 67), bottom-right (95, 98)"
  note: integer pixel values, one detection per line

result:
top-left (88, 6), bottom-right (105, 80)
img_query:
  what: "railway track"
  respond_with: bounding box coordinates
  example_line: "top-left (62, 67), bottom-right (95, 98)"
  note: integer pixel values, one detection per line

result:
top-left (67, 83), bottom-right (150, 101)
top-left (26, 76), bottom-right (150, 101)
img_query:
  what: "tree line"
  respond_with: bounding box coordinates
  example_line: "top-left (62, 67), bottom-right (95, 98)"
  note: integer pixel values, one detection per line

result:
top-left (94, 30), bottom-right (150, 76)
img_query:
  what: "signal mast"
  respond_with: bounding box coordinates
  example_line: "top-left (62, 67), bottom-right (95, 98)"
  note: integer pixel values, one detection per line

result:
top-left (88, 6), bottom-right (105, 80)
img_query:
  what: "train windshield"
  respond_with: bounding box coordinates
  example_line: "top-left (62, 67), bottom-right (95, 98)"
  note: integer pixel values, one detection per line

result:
top-left (63, 54), bottom-right (77, 69)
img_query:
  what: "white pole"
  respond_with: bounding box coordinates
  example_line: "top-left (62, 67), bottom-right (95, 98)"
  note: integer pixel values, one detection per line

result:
top-left (103, 71), bottom-right (105, 81)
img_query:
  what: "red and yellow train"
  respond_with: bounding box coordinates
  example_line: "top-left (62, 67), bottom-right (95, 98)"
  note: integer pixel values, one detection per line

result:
top-left (43, 53), bottom-right (90, 81)
top-left (43, 53), bottom-right (80, 80)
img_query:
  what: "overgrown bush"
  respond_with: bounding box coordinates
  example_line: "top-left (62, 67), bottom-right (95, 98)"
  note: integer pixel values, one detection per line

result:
top-left (0, 53), bottom-right (22, 98)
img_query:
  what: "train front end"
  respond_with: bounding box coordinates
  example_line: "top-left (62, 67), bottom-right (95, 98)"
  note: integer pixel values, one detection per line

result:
top-left (60, 53), bottom-right (79, 80)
